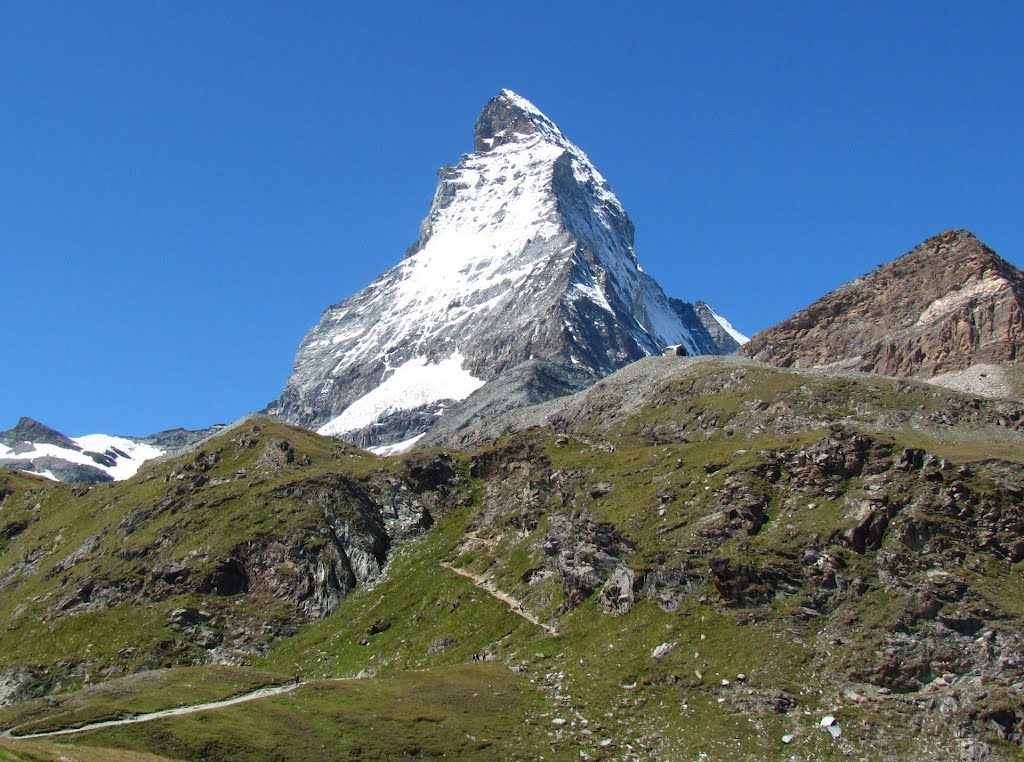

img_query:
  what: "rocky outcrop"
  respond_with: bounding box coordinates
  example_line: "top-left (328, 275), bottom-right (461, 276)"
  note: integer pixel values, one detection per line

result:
top-left (0, 418), bottom-right (77, 450)
top-left (741, 230), bottom-right (1024, 380)
top-left (543, 511), bottom-right (634, 608)
top-left (0, 667), bottom-right (43, 708)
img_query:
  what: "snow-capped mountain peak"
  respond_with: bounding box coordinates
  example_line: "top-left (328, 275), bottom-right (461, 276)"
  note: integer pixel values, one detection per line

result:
top-left (0, 417), bottom-right (164, 482)
top-left (0, 417), bottom-right (226, 483)
top-left (473, 89), bottom-right (572, 153)
top-left (267, 90), bottom-right (745, 451)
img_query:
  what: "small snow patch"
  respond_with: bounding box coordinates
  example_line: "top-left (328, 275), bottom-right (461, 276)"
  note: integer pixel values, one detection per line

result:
top-left (369, 434), bottom-right (426, 457)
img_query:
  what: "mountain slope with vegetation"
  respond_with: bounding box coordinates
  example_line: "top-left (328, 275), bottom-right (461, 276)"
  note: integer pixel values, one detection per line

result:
top-left (1, 358), bottom-right (1023, 760)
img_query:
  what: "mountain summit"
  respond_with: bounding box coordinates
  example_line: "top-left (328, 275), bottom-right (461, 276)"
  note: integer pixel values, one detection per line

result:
top-left (741, 229), bottom-right (1024, 385)
top-left (472, 88), bottom-right (581, 155)
top-left (267, 90), bottom-right (743, 450)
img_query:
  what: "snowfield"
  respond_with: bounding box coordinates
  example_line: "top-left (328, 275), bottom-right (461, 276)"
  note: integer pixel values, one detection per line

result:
top-left (0, 434), bottom-right (164, 481)
top-left (318, 352), bottom-right (485, 436)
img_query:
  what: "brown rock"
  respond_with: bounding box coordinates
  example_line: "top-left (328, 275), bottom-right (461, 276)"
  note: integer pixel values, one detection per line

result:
top-left (741, 230), bottom-right (1024, 378)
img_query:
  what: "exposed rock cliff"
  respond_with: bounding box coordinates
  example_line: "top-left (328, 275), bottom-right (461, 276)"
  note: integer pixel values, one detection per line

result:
top-left (741, 230), bottom-right (1024, 382)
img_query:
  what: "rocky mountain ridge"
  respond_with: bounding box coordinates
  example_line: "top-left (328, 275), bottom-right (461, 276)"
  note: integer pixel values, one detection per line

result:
top-left (0, 421), bottom-right (449, 694)
top-left (266, 90), bottom-right (743, 452)
top-left (0, 417), bottom-right (223, 483)
top-left (741, 229), bottom-right (1024, 388)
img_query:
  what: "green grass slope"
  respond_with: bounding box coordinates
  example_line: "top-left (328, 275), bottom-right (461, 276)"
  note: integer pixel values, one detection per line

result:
top-left (1, 359), bottom-right (1023, 760)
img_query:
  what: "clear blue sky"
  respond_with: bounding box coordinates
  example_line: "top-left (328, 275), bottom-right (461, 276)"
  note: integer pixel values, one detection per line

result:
top-left (2, 1), bottom-right (1021, 436)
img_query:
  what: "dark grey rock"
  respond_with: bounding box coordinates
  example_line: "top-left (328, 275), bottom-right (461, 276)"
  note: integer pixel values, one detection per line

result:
top-left (0, 456), bottom-right (112, 484)
top-left (344, 403), bottom-right (450, 450)
top-left (0, 417), bottom-right (78, 450)
top-left (138, 425), bottom-right (227, 451)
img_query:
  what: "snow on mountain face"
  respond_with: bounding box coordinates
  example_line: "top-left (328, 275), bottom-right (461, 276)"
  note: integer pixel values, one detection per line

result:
top-left (71, 435), bottom-right (165, 479)
top-left (0, 418), bottom-right (165, 483)
top-left (317, 352), bottom-right (485, 437)
top-left (268, 90), bottom-right (743, 449)
top-left (706, 305), bottom-right (750, 345)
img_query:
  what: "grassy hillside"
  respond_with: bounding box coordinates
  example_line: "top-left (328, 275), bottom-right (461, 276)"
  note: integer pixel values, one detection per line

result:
top-left (1, 359), bottom-right (1022, 760)
top-left (0, 419), bottom-right (464, 696)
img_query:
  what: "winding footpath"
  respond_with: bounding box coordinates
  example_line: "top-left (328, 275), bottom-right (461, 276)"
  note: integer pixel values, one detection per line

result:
top-left (4, 562), bottom-right (557, 741)
top-left (2, 681), bottom-right (303, 740)
top-left (440, 562), bottom-right (558, 636)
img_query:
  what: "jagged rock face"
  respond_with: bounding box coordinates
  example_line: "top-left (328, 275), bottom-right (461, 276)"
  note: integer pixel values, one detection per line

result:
top-left (0, 417), bottom-right (77, 449)
top-left (741, 230), bottom-right (1024, 378)
top-left (267, 90), bottom-right (742, 448)
top-left (474, 92), bottom-right (549, 152)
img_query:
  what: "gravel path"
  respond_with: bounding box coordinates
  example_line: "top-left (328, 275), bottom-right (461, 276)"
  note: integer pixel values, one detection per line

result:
top-left (441, 562), bottom-right (558, 636)
top-left (2, 681), bottom-right (303, 740)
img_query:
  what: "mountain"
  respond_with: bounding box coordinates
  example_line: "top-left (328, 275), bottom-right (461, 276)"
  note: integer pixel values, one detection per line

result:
top-left (0, 417), bottom-right (224, 483)
top-left (1, 358), bottom-right (1023, 759)
top-left (266, 90), bottom-right (743, 451)
top-left (741, 230), bottom-right (1024, 395)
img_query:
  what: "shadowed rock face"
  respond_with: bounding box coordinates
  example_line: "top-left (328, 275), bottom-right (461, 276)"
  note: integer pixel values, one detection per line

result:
top-left (741, 230), bottom-right (1024, 378)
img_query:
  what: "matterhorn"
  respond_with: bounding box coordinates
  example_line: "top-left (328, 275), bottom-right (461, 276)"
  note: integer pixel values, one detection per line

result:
top-left (267, 90), bottom-right (745, 451)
